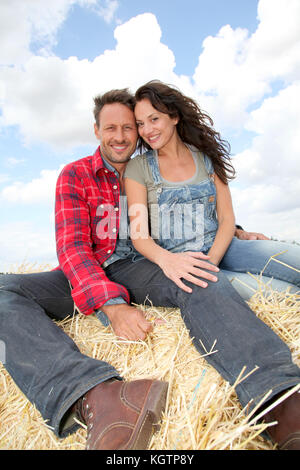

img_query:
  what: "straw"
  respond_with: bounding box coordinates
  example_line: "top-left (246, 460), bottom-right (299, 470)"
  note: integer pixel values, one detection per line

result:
top-left (0, 261), bottom-right (299, 450)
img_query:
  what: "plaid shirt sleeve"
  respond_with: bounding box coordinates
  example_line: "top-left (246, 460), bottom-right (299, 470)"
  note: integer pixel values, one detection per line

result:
top-left (55, 161), bottom-right (130, 315)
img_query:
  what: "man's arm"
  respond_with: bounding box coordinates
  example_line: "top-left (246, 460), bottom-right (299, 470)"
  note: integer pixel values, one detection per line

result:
top-left (55, 163), bottom-right (152, 340)
top-left (55, 163), bottom-right (130, 315)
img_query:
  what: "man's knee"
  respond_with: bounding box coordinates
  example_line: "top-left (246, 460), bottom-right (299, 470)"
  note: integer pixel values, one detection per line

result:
top-left (0, 273), bottom-right (24, 292)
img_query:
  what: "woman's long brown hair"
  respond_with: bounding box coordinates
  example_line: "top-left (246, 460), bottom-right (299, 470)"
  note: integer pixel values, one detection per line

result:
top-left (135, 80), bottom-right (235, 184)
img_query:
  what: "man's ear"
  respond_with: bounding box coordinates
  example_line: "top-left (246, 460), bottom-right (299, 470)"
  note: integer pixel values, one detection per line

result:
top-left (94, 123), bottom-right (100, 140)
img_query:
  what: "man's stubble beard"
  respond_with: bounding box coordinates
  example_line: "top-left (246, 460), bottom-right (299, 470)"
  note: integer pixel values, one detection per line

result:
top-left (100, 142), bottom-right (134, 166)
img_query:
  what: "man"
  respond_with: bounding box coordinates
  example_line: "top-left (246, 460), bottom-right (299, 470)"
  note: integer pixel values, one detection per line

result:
top-left (0, 90), bottom-right (168, 451)
top-left (0, 89), bottom-right (299, 451)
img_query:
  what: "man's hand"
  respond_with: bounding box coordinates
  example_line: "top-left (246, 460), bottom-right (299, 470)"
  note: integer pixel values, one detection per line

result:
top-left (235, 228), bottom-right (270, 241)
top-left (101, 303), bottom-right (152, 341)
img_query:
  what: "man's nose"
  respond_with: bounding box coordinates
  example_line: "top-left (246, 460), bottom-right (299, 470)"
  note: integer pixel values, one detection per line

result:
top-left (114, 127), bottom-right (126, 142)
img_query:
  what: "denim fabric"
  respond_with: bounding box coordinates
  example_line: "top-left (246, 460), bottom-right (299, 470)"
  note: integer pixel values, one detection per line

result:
top-left (221, 238), bottom-right (300, 286)
top-left (220, 237), bottom-right (300, 299)
top-left (1, 253), bottom-right (299, 438)
top-left (105, 258), bottom-right (300, 412)
top-left (0, 270), bottom-right (120, 437)
top-left (95, 296), bottom-right (126, 327)
top-left (224, 270), bottom-right (299, 301)
top-left (146, 150), bottom-right (218, 253)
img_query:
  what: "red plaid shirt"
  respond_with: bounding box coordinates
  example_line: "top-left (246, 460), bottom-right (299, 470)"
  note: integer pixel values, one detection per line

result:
top-left (55, 146), bottom-right (130, 315)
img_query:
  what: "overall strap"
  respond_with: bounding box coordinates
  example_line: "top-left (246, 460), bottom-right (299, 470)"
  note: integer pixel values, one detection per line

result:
top-left (145, 150), bottom-right (162, 185)
top-left (203, 154), bottom-right (214, 175)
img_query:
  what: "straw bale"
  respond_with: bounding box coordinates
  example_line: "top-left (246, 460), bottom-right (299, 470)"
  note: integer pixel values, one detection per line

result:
top-left (0, 263), bottom-right (299, 450)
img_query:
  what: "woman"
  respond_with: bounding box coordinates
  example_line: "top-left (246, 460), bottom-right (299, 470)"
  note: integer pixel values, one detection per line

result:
top-left (124, 80), bottom-right (300, 294)
top-left (121, 81), bottom-right (300, 450)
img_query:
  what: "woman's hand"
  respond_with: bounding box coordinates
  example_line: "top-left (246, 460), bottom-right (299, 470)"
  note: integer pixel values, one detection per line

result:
top-left (157, 251), bottom-right (219, 293)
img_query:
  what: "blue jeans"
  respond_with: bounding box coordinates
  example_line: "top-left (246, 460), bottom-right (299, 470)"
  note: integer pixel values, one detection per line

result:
top-left (105, 258), bottom-right (300, 411)
top-left (221, 238), bottom-right (300, 300)
top-left (0, 241), bottom-right (299, 437)
top-left (0, 271), bottom-right (120, 437)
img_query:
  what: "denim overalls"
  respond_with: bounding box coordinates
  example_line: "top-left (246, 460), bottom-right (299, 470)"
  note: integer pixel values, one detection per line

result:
top-left (146, 150), bottom-right (218, 254)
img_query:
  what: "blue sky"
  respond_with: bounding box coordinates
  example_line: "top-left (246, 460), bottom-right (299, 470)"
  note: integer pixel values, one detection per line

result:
top-left (0, 0), bottom-right (300, 270)
top-left (54, 1), bottom-right (259, 75)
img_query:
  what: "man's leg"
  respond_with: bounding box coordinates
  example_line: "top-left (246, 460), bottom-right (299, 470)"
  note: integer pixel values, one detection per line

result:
top-left (0, 270), bottom-right (120, 437)
top-left (0, 269), bottom-right (168, 450)
top-left (105, 259), bottom-right (300, 411)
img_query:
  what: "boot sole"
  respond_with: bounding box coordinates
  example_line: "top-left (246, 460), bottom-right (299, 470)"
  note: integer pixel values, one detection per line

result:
top-left (125, 381), bottom-right (169, 450)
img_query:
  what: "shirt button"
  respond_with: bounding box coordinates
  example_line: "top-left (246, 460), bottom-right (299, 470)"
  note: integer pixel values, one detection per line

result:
top-left (114, 207), bottom-right (119, 211)
top-left (107, 249), bottom-right (112, 254)
top-left (100, 204), bottom-right (104, 208)
top-left (113, 185), bottom-right (118, 190)
top-left (112, 228), bottom-right (117, 233)
top-left (104, 169), bottom-right (108, 173)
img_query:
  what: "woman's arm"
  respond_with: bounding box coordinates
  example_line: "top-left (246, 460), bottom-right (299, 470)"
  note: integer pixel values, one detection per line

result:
top-left (124, 176), bottom-right (174, 263)
top-left (207, 174), bottom-right (236, 265)
top-left (124, 177), bottom-right (219, 293)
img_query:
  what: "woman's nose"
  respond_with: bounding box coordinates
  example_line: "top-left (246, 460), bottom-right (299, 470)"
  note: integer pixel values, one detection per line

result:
top-left (141, 122), bottom-right (153, 136)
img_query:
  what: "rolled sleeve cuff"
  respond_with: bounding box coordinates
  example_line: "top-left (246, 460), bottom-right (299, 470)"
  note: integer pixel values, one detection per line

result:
top-left (95, 296), bottom-right (127, 327)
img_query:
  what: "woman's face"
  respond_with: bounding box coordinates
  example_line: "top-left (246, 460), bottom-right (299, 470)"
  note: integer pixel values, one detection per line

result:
top-left (134, 98), bottom-right (178, 151)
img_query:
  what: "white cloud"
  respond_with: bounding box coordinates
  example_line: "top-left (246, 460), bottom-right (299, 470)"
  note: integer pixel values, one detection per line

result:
top-left (231, 183), bottom-right (300, 242)
top-left (92, 13), bottom-right (178, 88)
top-left (192, 0), bottom-right (300, 130)
top-left (231, 81), bottom-right (300, 241)
top-left (0, 174), bottom-right (10, 184)
top-left (0, 55), bottom-right (96, 147)
top-left (2, 1), bottom-right (300, 148)
top-left (0, 1), bottom-right (119, 65)
top-left (4, 157), bottom-right (26, 168)
top-left (191, 0), bottom-right (300, 241)
top-left (0, 13), bottom-right (179, 148)
top-left (0, 0), bottom-right (299, 247)
top-left (0, 221), bottom-right (57, 271)
top-left (96, 0), bottom-right (119, 23)
top-left (233, 82), bottom-right (300, 184)
top-left (0, 0), bottom-right (71, 64)
top-left (0, 165), bottom-right (64, 205)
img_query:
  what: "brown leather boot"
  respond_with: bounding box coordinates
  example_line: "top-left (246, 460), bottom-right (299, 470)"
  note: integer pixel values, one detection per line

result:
top-left (75, 379), bottom-right (168, 450)
top-left (264, 391), bottom-right (300, 450)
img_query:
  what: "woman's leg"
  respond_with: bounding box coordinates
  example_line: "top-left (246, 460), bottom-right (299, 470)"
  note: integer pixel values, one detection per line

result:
top-left (220, 238), bottom-right (300, 295)
top-left (223, 270), bottom-right (299, 301)
top-left (105, 258), bottom-right (300, 412)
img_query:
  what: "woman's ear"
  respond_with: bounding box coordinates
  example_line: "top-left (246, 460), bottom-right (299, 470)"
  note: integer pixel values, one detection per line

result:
top-left (173, 114), bottom-right (179, 126)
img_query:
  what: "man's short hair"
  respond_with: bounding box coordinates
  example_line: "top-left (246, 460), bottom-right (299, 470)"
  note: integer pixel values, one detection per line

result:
top-left (93, 89), bottom-right (135, 127)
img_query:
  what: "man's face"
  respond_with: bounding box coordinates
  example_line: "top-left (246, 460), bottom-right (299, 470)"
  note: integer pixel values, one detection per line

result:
top-left (95, 103), bottom-right (138, 167)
